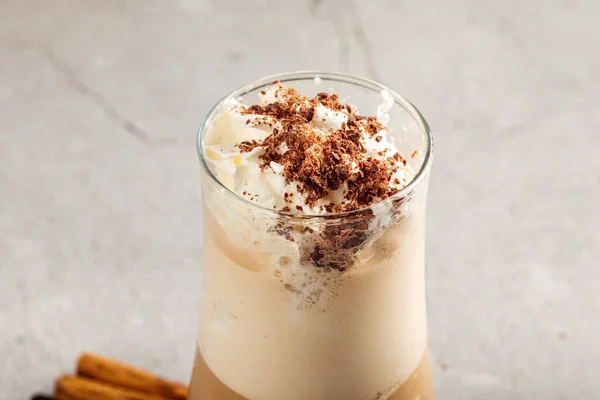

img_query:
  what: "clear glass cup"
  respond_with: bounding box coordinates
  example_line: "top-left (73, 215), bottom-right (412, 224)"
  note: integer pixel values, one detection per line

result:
top-left (189, 72), bottom-right (434, 400)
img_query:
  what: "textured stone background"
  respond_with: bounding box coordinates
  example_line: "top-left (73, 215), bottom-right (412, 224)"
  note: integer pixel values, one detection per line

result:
top-left (1, 1), bottom-right (598, 399)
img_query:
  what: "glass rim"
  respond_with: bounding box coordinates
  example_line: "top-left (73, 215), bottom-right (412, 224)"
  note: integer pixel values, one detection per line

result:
top-left (196, 71), bottom-right (434, 221)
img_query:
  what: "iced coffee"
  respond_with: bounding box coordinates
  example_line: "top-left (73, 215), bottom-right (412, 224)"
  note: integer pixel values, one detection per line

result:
top-left (191, 73), bottom-right (434, 400)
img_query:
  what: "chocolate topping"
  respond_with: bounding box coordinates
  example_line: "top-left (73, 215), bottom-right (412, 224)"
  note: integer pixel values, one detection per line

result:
top-left (230, 82), bottom-right (413, 272)
top-left (236, 82), bottom-right (405, 213)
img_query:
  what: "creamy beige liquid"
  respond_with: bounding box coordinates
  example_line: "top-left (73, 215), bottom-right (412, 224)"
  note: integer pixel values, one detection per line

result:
top-left (189, 203), bottom-right (433, 400)
top-left (189, 347), bottom-right (433, 400)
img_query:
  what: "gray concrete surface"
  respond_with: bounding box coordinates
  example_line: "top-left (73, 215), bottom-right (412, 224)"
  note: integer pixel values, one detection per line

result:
top-left (1, 1), bottom-right (599, 399)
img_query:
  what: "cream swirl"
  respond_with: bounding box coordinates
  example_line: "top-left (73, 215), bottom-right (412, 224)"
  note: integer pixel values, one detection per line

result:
top-left (204, 82), bottom-right (414, 215)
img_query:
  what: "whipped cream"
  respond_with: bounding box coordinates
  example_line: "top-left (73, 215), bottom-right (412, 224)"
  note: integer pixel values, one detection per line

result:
top-left (204, 82), bottom-right (414, 215)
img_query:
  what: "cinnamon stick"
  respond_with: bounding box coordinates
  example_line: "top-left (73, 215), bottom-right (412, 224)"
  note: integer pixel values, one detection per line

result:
top-left (56, 375), bottom-right (174, 400)
top-left (77, 353), bottom-right (188, 400)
